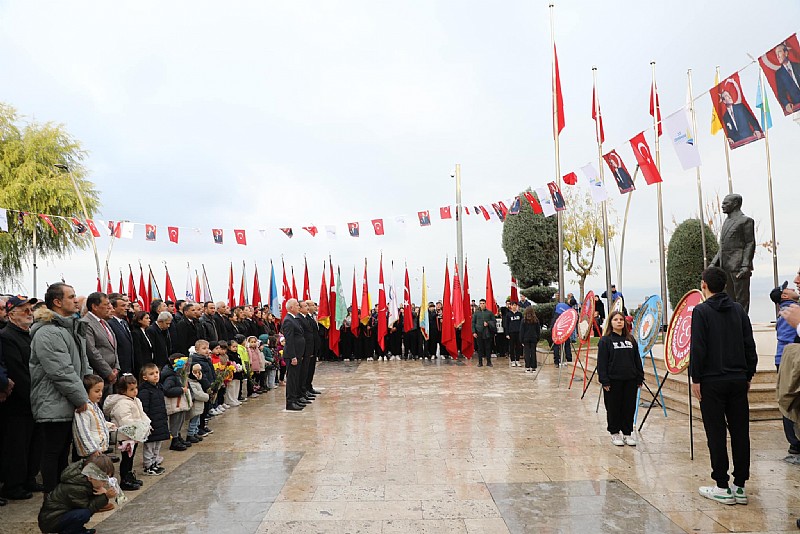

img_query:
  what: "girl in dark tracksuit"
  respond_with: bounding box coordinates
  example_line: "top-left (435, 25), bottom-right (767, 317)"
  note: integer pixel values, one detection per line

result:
top-left (520, 307), bottom-right (541, 372)
top-left (597, 311), bottom-right (644, 446)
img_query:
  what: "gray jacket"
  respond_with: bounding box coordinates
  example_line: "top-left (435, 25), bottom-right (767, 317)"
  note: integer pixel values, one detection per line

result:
top-left (29, 308), bottom-right (93, 423)
top-left (80, 313), bottom-right (119, 381)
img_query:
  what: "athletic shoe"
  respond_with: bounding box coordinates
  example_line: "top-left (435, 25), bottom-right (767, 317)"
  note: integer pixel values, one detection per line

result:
top-left (525, 368), bottom-right (533, 373)
top-left (143, 466), bottom-right (161, 476)
top-left (611, 433), bottom-right (625, 446)
top-left (789, 443), bottom-right (800, 455)
top-left (730, 484), bottom-right (748, 505)
top-left (699, 486), bottom-right (736, 505)
top-left (623, 435), bottom-right (637, 446)
top-left (186, 435), bottom-right (201, 444)
top-left (222, 403), bottom-right (231, 409)
top-left (197, 429), bottom-right (209, 437)
top-left (201, 427), bottom-right (214, 435)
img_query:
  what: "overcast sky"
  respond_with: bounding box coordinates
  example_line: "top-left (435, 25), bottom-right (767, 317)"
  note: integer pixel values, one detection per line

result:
top-left (0, 1), bottom-right (798, 323)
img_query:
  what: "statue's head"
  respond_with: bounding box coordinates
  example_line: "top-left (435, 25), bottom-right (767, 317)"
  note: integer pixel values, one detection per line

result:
top-left (721, 194), bottom-right (742, 214)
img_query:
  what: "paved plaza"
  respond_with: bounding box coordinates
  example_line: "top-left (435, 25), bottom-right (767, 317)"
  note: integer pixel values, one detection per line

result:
top-left (3, 357), bottom-right (800, 533)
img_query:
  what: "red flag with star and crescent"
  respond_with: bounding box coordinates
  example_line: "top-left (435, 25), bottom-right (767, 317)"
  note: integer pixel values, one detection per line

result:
top-left (629, 132), bottom-right (662, 185)
top-left (371, 219), bottom-right (384, 236)
top-left (85, 219), bottom-right (101, 238)
top-left (377, 257), bottom-right (387, 351)
top-left (228, 263), bottom-right (236, 308)
top-left (281, 259), bottom-right (291, 320)
top-left (234, 229), bottom-right (247, 245)
top-left (650, 79), bottom-right (662, 137)
top-left (168, 226), bottom-right (179, 244)
top-left (302, 258), bottom-right (311, 301)
top-left (252, 265), bottom-right (262, 308)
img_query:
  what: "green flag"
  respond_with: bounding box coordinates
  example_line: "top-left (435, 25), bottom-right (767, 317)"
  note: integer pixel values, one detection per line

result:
top-left (335, 267), bottom-right (348, 329)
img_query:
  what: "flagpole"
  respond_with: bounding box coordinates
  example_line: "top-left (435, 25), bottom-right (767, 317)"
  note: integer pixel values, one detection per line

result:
top-left (32, 222), bottom-right (37, 297)
top-left (687, 69), bottom-right (708, 267)
top-left (717, 66), bottom-right (734, 195)
top-left (455, 163), bottom-right (464, 276)
top-left (760, 69), bottom-right (779, 289)
top-left (54, 164), bottom-right (101, 284)
top-left (652, 61), bottom-right (669, 326)
top-left (593, 67), bottom-right (614, 313)
top-left (550, 3), bottom-right (565, 302)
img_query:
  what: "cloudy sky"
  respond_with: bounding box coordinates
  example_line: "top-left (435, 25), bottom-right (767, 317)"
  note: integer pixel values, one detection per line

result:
top-left (0, 1), bottom-right (798, 323)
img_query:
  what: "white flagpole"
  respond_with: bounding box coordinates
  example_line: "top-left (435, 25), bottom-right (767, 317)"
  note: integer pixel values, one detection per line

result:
top-left (687, 69), bottom-right (708, 267)
top-left (652, 62), bottom-right (669, 325)
top-left (550, 3), bottom-right (565, 302)
top-left (717, 66), bottom-right (734, 195)
top-left (592, 67), bottom-right (614, 314)
top-left (760, 69), bottom-right (779, 289)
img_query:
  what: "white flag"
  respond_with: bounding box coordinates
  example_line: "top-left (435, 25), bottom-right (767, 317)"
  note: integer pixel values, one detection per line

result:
top-left (534, 187), bottom-right (557, 217)
top-left (664, 109), bottom-right (702, 170)
top-left (580, 164), bottom-right (609, 203)
top-left (325, 225), bottom-right (337, 239)
top-left (120, 222), bottom-right (135, 239)
top-left (0, 209), bottom-right (7, 232)
top-left (395, 215), bottom-right (407, 229)
top-left (388, 262), bottom-right (399, 325)
top-left (185, 264), bottom-right (195, 302)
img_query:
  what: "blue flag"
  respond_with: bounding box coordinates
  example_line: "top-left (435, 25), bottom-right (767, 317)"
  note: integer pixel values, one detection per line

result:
top-left (269, 261), bottom-right (280, 316)
top-left (756, 76), bottom-right (772, 130)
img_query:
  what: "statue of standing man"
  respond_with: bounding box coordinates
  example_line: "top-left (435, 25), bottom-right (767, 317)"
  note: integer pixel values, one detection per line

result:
top-left (710, 194), bottom-right (755, 313)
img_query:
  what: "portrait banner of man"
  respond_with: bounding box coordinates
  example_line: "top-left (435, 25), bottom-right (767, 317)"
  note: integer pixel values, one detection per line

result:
top-left (417, 211), bottom-right (431, 227)
top-left (759, 34), bottom-right (800, 116)
top-left (709, 72), bottom-right (763, 149)
top-left (602, 150), bottom-right (635, 194)
top-left (145, 224), bottom-right (157, 241)
top-left (212, 228), bottom-right (223, 244)
top-left (547, 181), bottom-right (566, 211)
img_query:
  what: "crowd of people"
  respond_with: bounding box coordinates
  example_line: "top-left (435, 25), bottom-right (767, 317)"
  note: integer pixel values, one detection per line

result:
top-left (0, 269), bottom-right (784, 531)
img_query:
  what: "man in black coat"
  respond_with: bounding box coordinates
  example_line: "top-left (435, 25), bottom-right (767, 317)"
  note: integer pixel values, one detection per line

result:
top-left (213, 302), bottom-right (236, 342)
top-left (303, 301), bottom-right (322, 397)
top-left (298, 301), bottom-right (316, 402)
top-left (198, 302), bottom-right (219, 343)
top-left (690, 266), bottom-right (757, 505)
top-left (176, 303), bottom-right (202, 353)
top-left (0, 296), bottom-right (43, 500)
top-left (107, 293), bottom-right (136, 375)
top-left (283, 299), bottom-right (306, 411)
top-left (146, 312), bottom-right (173, 369)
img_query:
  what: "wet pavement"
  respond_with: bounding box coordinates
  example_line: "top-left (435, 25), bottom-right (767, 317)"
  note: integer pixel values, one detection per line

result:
top-left (4, 356), bottom-right (800, 533)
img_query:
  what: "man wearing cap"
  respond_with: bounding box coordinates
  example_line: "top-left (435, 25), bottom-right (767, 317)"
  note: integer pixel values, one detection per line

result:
top-left (0, 296), bottom-right (43, 500)
top-left (0, 296), bottom-right (8, 329)
top-left (772, 281), bottom-right (800, 455)
top-left (29, 283), bottom-right (92, 494)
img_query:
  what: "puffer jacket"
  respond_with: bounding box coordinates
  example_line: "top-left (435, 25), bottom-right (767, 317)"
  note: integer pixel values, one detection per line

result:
top-left (38, 460), bottom-right (109, 533)
top-left (161, 364), bottom-right (191, 415)
top-left (103, 393), bottom-right (151, 441)
top-left (29, 308), bottom-right (92, 423)
top-left (137, 381), bottom-right (170, 442)
top-left (188, 377), bottom-right (209, 418)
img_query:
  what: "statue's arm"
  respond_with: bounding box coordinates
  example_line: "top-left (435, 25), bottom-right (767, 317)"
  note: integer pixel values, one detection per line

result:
top-left (741, 217), bottom-right (756, 269)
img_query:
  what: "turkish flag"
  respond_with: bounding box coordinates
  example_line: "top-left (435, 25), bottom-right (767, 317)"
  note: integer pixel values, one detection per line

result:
top-left (563, 172), bottom-right (578, 185)
top-left (168, 226), bottom-right (179, 243)
top-left (592, 84), bottom-right (605, 144)
top-left (440, 206), bottom-right (452, 219)
top-left (377, 257), bottom-right (387, 351)
top-left (523, 192), bottom-right (543, 214)
top-left (145, 224), bottom-right (156, 241)
top-left (629, 132), bottom-right (662, 185)
top-left (303, 226), bottom-right (318, 237)
top-left (553, 44), bottom-right (565, 137)
top-left (234, 229), bottom-right (247, 245)
top-left (39, 214), bottom-right (58, 234)
top-left (228, 263), bottom-right (236, 308)
top-left (465, 206), bottom-right (470, 215)
top-left (650, 80), bottom-right (662, 137)
top-left (371, 218), bottom-right (384, 236)
top-left (85, 219), bottom-right (101, 237)
top-left (478, 206), bottom-right (491, 221)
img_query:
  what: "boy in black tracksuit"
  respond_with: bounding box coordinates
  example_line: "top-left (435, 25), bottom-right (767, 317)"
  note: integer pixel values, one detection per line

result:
top-left (597, 311), bottom-right (644, 445)
top-left (690, 266), bottom-right (757, 505)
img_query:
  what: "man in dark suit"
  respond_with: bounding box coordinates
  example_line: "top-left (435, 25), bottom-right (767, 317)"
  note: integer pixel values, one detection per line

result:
top-left (283, 299), bottom-right (306, 411)
top-left (198, 301), bottom-right (219, 343)
top-left (298, 301), bottom-right (316, 403)
top-left (176, 302), bottom-right (202, 353)
top-left (81, 292), bottom-right (119, 395)
top-left (107, 293), bottom-right (136, 375)
top-left (710, 194), bottom-right (756, 313)
top-left (609, 159), bottom-right (634, 193)
top-left (213, 301), bottom-right (236, 342)
top-left (720, 91), bottom-right (763, 145)
top-left (775, 43), bottom-right (800, 114)
top-left (146, 311), bottom-right (173, 369)
top-left (303, 300), bottom-right (322, 398)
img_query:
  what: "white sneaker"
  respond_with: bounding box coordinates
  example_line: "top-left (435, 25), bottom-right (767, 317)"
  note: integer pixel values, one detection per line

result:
top-left (209, 408), bottom-right (220, 416)
top-left (525, 368), bottom-right (533, 373)
top-left (623, 435), bottom-right (637, 446)
top-left (730, 484), bottom-right (748, 505)
top-left (699, 486), bottom-right (736, 505)
top-left (611, 433), bottom-right (625, 446)
top-left (223, 403), bottom-right (231, 409)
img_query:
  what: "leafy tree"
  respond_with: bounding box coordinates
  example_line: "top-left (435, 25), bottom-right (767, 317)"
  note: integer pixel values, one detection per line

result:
top-left (562, 187), bottom-right (615, 302)
top-left (0, 104), bottom-right (99, 283)
top-left (501, 190), bottom-right (558, 296)
top-left (666, 218), bottom-right (719, 309)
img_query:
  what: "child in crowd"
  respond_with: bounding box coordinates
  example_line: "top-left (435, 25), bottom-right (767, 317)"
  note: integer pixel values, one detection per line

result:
top-left (260, 334), bottom-right (277, 390)
top-left (234, 335), bottom-right (251, 400)
top-left (246, 335), bottom-right (264, 395)
top-left (38, 454), bottom-right (117, 534)
top-left (161, 353), bottom-right (192, 452)
top-left (192, 340), bottom-right (216, 437)
top-left (137, 363), bottom-right (169, 475)
top-left (225, 341), bottom-right (244, 407)
top-left (187, 363), bottom-right (209, 443)
top-left (597, 310), bottom-right (644, 447)
top-left (520, 306), bottom-right (541, 373)
top-left (72, 375), bottom-right (113, 459)
top-left (209, 341), bottom-right (230, 416)
top-left (771, 281), bottom-right (800, 454)
top-left (104, 373), bottom-right (151, 491)
top-left (276, 335), bottom-right (287, 386)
